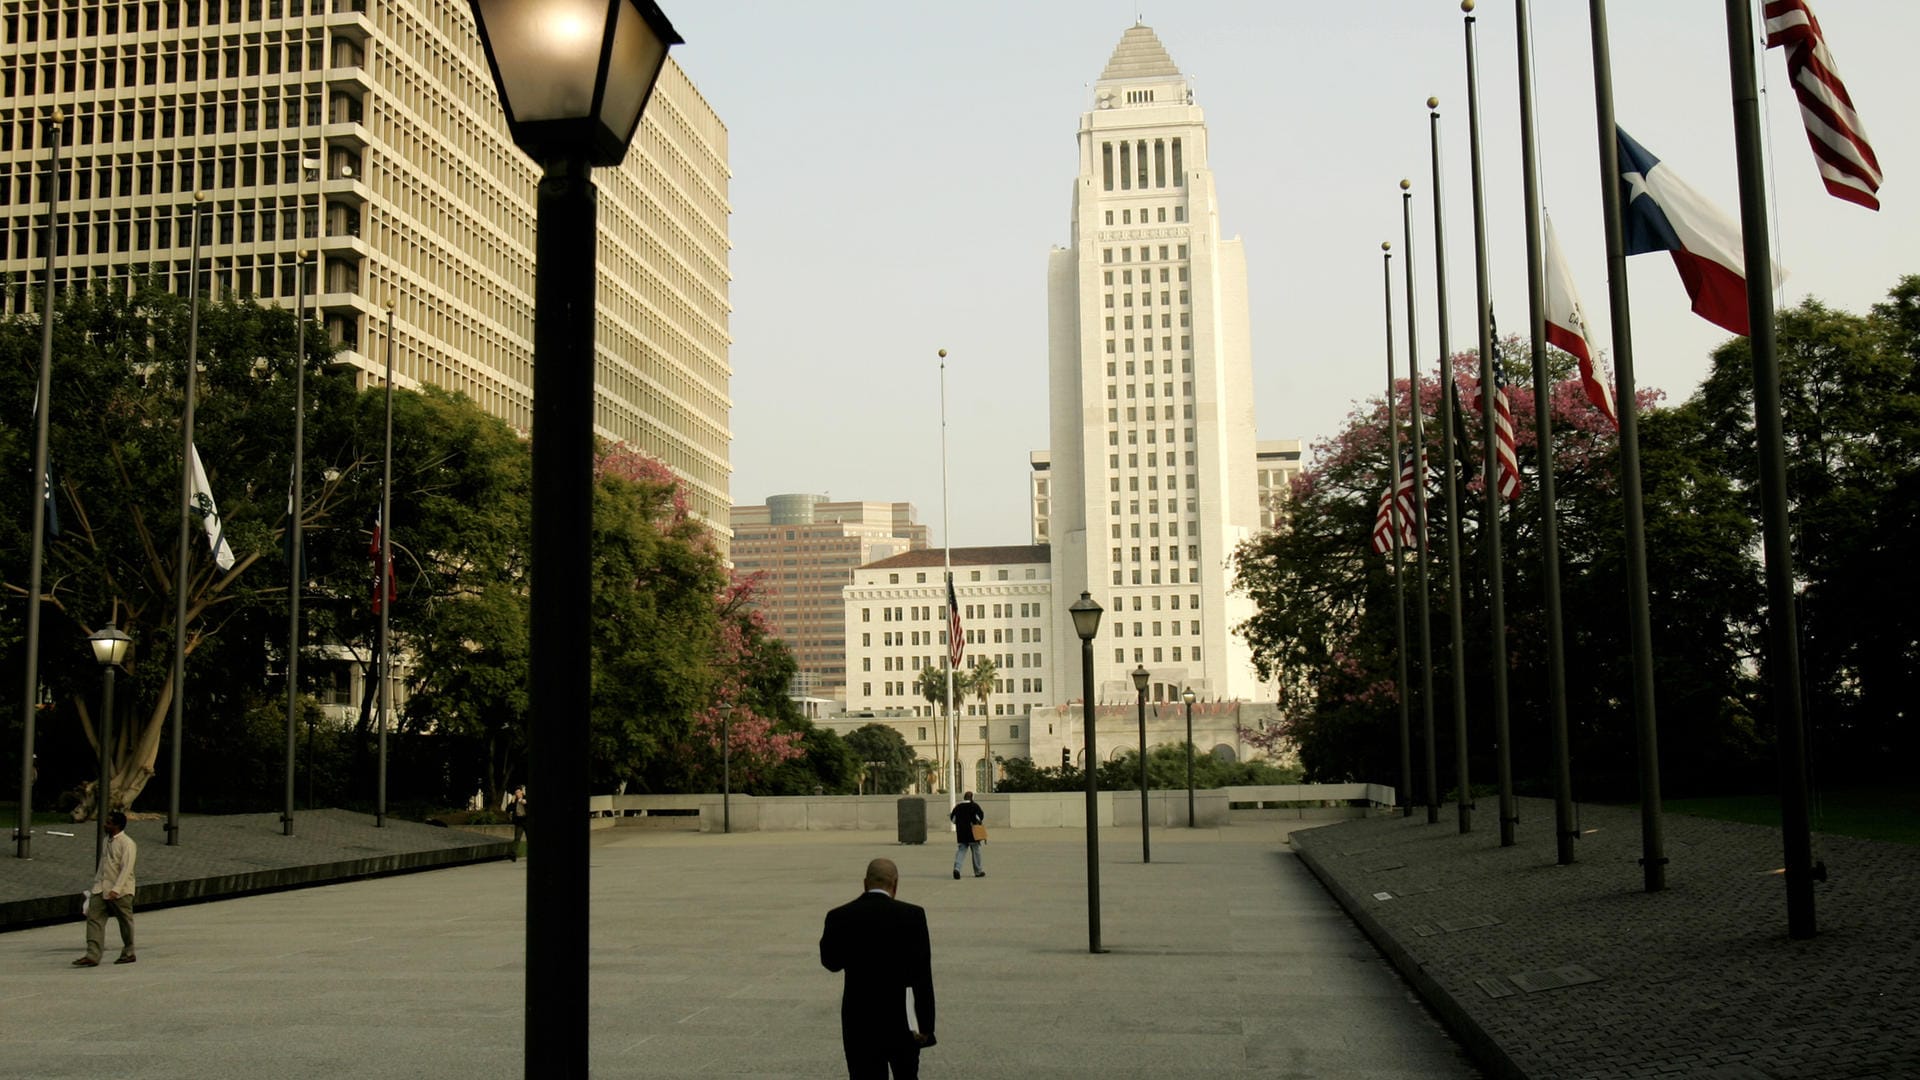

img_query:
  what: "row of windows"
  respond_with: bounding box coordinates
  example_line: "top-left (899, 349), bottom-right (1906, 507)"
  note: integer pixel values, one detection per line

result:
top-left (1107, 473), bottom-right (1198, 493)
top-left (1109, 546), bottom-right (1203, 564)
top-left (1107, 405), bottom-right (1195, 423)
top-left (5, 0), bottom-right (344, 43)
top-left (1109, 451), bottom-right (1199, 469)
top-left (1113, 620), bottom-right (1201, 637)
top-left (1097, 592), bottom-right (1197, 613)
top-left (1103, 205), bottom-right (1184, 226)
top-left (1109, 426), bottom-right (1191, 446)
top-left (1104, 382), bottom-right (1192, 401)
top-left (1115, 646), bottom-right (1200, 664)
top-left (1113, 567), bottom-right (1196, 586)
top-left (1106, 267), bottom-right (1188, 286)
top-left (1100, 137), bottom-right (1183, 192)
top-left (1103, 244), bottom-right (1189, 265)
top-left (1106, 315), bottom-right (1191, 334)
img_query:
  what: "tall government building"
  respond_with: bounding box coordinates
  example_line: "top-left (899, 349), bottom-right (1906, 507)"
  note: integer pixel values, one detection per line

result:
top-left (1046, 24), bottom-right (1261, 707)
top-left (0, 0), bottom-right (731, 530)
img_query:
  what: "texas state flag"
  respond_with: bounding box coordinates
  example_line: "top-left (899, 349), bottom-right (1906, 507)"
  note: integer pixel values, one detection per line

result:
top-left (1617, 126), bottom-right (1785, 337)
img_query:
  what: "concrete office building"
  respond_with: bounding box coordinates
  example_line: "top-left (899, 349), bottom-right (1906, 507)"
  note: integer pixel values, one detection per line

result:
top-left (1044, 21), bottom-right (1263, 707)
top-left (1256, 439), bottom-right (1303, 532)
top-left (843, 546), bottom-right (1051, 792)
top-left (0, 0), bottom-right (731, 530)
top-left (729, 496), bottom-right (927, 699)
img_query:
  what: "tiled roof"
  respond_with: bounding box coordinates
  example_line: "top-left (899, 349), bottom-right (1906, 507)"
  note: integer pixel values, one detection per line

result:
top-left (860, 545), bottom-right (1049, 570)
top-left (1098, 24), bottom-right (1181, 82)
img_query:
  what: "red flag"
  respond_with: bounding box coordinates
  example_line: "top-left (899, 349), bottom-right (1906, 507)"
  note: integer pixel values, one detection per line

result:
top-left (1764, 0), bottom-right (1882, 210)
top-left (946, 574), bottom-right (964, 670)
top-left (370, 515), bottom-right (398, 614)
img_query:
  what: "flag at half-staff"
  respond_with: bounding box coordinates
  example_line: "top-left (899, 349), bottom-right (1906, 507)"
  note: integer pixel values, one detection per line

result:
top-left (1371, 450), bottom-right (1420, 556)
top-left (1617, 127), bottom-right (1785, 336)
top-left (1764, 0), bottom-right (1881, 210)
top-left (1543, 213), bottom-right (1617, 428)
top-left (946, 574), bottom-right (964, 669)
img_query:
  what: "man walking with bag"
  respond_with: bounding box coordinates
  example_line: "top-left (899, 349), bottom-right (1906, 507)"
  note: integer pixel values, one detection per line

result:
top-left (949, 791), bottom-right (985, 879)
top-left (74, 811), bottom-right (136, 967)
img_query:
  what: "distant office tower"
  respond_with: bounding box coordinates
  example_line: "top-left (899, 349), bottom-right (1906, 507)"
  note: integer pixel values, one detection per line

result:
top-left (730, 497), bottom-right (928, 697)
top-left (1046, 23), bottom-right (1261, 705)
top-left (0, 0), bottom-right (731, 528)
top-left (1255, 439), bottom-right (1303, 532)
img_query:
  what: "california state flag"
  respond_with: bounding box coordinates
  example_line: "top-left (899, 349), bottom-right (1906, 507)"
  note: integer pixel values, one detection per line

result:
top-left (1543, 214), bottom-right (1617, 430)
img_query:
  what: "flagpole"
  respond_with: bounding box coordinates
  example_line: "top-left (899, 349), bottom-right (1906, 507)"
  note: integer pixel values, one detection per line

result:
top-left (167, 192), bottom-right (209, 847)
top-left (1724, 0), bottom-right (1814, 938)
top-left (1382, 242), bottom-right (1412, 820)
top-left (14, 112), bottom-right (63, 860)
top-left (1464, 3), bottom-right (1517, 848)
top-left (1401, 182), bottom-right (1440, 825)
top-left (939, 349), bottom-right (956, 811)
top-left (1515, 0), bottom-right (1578, 866)
top-left (376, 299), bottom-right (396, 829)
top-left (1586, 0), bottom-right (1667, 892)
top-left (282, 245), bottom-right (309, 838)
top-left (1428, 98), bottom-right (1473, 835)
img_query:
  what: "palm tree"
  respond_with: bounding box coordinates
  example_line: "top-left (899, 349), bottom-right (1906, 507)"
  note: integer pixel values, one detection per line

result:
top-left (969, 657), bottom-right (1000, 791)
top-left (916, 665), bottom-right (962, 791)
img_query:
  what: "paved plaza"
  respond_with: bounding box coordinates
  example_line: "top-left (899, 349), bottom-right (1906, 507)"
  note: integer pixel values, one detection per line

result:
top-left (1, 818), bottom-right (1474, 1079)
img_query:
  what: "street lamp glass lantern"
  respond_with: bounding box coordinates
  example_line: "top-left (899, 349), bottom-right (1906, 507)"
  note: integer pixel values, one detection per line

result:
top-left (469, 0), bottom-right (682, 167)
top-left (1069, 591), bottom-right (1104, 642)
top-left (1182, 688), bottom-right (1196, 706)
top-left (89, 624), bottom-right (131, 667)
top-left (1131, 665), bottom-right (1150, 694)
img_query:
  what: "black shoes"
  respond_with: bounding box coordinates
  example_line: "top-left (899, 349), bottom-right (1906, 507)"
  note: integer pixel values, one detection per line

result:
top-left (953, 869), bottom-right (961, 879)
top-left (114, 955), bottom-right (137, 964)
top-left (72, 957), bottom-right (98, 967)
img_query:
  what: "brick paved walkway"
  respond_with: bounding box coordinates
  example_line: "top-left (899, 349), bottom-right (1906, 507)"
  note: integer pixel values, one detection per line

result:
top-left (1290, 796), bottom-right (1920, 1079)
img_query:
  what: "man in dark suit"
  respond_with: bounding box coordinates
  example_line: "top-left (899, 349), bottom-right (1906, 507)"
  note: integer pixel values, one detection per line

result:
top-left (820, 858), bottom-right (936, 1079)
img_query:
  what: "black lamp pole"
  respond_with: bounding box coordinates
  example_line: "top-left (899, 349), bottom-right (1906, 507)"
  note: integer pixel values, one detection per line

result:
top-left (720, 703), bottom-right (732, 834)
top-left (90, 624), bottom-right (129, 865)
top-left (466, 2), bottom-right (681, 1073)
top-left (1070, 591), bottom-right (1105, 954)
top-left (1132, 664), bottom-right (1150, 863)
top-left (1182, 689), bottom-right (1196, 827)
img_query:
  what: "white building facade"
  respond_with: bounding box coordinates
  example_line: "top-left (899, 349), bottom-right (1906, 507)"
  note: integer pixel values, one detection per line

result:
top-left (1046, 24), bottom-right (1262, 709)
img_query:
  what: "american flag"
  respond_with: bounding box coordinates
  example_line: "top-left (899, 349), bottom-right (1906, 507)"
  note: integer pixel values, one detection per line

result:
top-left (1370, 450), bottom-right (1419, 556)
top-left (1484, 313), bottom-right (1522, 502)
top-left (1491, 361), bottom-right (1522, 501)
top-left (946, 574), bottom-right (964, 670)
top-left (1764, 0), bottom-right (1881, 210)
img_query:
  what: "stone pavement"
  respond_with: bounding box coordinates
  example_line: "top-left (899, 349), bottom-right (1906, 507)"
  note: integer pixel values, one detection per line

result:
top-left (0, 808), bottom-right (511, 928)
top-left (1290, 795), bottom-right (1920, 1079)
top-left (0, 819), bottom-right (1477, 1079)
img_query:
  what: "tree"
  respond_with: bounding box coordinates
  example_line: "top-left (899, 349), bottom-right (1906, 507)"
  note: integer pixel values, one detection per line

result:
top-left (1, 282), bottom-right (353, 816)
top-left (843, 723), bottom-right (916, 794)
top-left (1687, 282), bottom-right (1920, 778)
top-left (969, 656), bottom-right (999, 788)
top-left (1234, 341), bottom-right (1764, 796)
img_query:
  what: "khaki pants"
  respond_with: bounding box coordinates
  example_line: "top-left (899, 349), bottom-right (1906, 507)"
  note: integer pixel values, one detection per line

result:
top-left (85, 893), bottom-right (135, 961)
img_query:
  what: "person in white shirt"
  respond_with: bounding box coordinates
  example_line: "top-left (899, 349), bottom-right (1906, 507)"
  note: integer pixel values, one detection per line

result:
top-left (75, 810), bottom-right (137, 966)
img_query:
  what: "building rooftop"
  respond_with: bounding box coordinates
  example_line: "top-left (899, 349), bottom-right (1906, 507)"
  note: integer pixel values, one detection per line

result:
top-left (1098, 24), bottom-right (1182, 82)
top-left (860, 546), bottom-right (1050, 571)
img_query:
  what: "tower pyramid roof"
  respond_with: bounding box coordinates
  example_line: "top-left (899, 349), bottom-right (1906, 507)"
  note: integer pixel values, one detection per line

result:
top-left (1097, 23), bottom-right (1182, 82)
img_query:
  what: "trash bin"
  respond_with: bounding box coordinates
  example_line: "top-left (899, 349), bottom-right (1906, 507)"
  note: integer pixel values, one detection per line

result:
top-left (896, 797), bottom-right (927, 845)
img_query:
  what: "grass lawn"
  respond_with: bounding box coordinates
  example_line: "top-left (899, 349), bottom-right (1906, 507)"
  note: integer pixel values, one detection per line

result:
top-left (1664, 786), bottom-right (1920, 845)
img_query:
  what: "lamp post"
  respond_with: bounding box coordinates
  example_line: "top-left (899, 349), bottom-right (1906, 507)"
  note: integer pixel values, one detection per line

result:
top-left (719, 702), bottom-right (732, 834)
top-left (467, 2), bottom-right (680, 1073)
top-left (1131, 664), bottom-right (1151, 863)
top-left (89, 624), bottom-right (131, 864)
top-left (1182, 688), bottom-right (1197, 828)
top-left (1069, 591), bottom-right (1106, 954)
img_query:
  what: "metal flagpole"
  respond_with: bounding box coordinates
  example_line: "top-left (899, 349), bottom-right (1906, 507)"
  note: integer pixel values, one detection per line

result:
top-left (1586, 0), bottom-right (1667, 892)
top-left (939, 349), bottom-right (957, 810)
top-left (376, 300), bottom-right (396, 828)
top-left (1464, 3), bottom-right (1517, 848)
top-left (1516, 0), bottom-right (1579, 866)
top-left (167, 193), bottom-right (209, 847)
top-left (1724, 0), bottom-right (1814, 937)
top-left (1383, 243), bottom-right (1412, 819)
top-left (15, 111), bottom-right (63, 859)
top-left (1428, 98), bottom-right (1473, 835)
top-left (282, 242), bottom-right (308, 838)
top-left (1402, 181), bottom-right (1440, 825)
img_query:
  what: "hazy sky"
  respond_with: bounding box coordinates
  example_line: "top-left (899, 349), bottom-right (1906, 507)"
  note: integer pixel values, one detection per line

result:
top-left (666, 1), bottom-right (1917, 547)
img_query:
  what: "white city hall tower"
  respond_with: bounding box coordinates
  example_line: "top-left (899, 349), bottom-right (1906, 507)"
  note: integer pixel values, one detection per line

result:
top-left (1047, 24), bottom-right (1261, 707)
